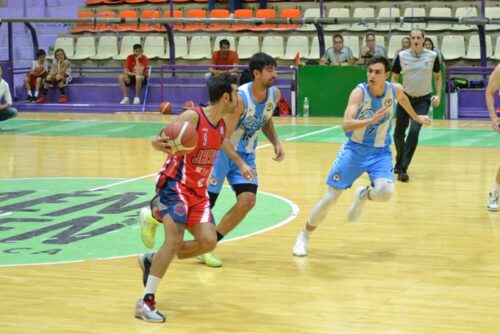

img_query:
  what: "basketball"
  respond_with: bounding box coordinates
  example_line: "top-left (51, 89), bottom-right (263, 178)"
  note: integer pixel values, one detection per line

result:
top-left (159, 101), bottom-right (173, 114)
top-left (164, 120), bottom-right (197, 156)
top-left (183, 100), bottom-right (195, 110)
top-left (33, 66), bottom-right (45, 76)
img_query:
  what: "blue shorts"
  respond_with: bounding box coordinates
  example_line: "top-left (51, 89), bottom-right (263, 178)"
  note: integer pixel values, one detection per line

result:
top-left (326, 140), bottom-right (394, 189)
top-left (153, 179), bottom-right (214, 227)
top-left (208, 150), bottom-right (258, 194)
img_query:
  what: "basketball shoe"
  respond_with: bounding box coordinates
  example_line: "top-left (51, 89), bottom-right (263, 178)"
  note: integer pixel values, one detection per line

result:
top-left (135, 294), bottom-right (165, 323)
top-left (347, 186), bottom-right (370, 222)
top-left (292, 229), bottom-right (309, 257)
top-left (197, 252), bottom-right (223, 267)
top-left (138, 252), bottom-right (155, 287)
top-left (487, 191), bottom-right (499, 211)
top-left (140, 207), bottom-right (160, 249)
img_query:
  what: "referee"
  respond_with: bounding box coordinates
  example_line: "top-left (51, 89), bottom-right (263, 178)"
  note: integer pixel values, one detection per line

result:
top-left (391, 29), bottom-right (441, 182)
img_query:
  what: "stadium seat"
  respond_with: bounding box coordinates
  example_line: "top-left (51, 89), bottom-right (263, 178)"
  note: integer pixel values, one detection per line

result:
top-left (164, 10), bottom-right (184, 31)
top-left (213, 36), bottom-right (236, 51)
top-left (440, 35), bottom-right (465, 60)
top-left (398, 7), bottom-right (426, 31)
top-left (349, 7), bottom-right (375, 32)
top-left (485, 7), bottom-right (500, 31)
top-left (68, 11), bottom-right (94, 34)
top-left (143, 36), bottom-right (165, 59)
top-left (125, 0), bottom-right (146, 3)
top-left (452, 7), bottom-right (478, 31)
top-left (280, 36), bottom-right (309, 60)
top-left (387, 35), bottom-right (407, 59)
top-left (159, 36), bottom-right (188, 59)
top-left (237, 36), bottom-right (260, 59)
top-left (138, 10), bottom-right (162, 32)
top-left (492, 36), bottom-right (500, 60)
top-left (95, 10), bottom-right (116, 32)
top-left (324, 8), bottom-right (350, 31)
top-left (261, 35), bottom-right (284, 58)
top-left (228, 9), bottom-right (253, 31)
top-left (85, 0), bottom-right (106, 4)
top-left (203, 9), bottom-right (230, 31)
top-left (375, 7), bottom-right (401, 31)
top-left (251, 9), bottom-right (277, 31)
top-left (179, 9), bottom-right (206, 32)
top-left (90, 36), bottom-right (118, 60)
top-left (50, 37), bottom-right (74, 59)
top-left (183, 35), bottom-right (212, 60)
top-left (343, 35), bottom-right (360, 58)
top-left (70, 36), bottom-right (96, 60)
top-left (298, 8), bottom-right (320, 32)
top-left (464, 35), bottom-right (493, 60)
top-left (306, 35), bottom-right (333, 59)
top-left (278, 8), bottom-right (301, 30)
top-left (113, 35), bottom-right (141, 60)
top-left (426, 7), bottom-right (452, 31)
top-left (118, 10), bottom-right (139, 32)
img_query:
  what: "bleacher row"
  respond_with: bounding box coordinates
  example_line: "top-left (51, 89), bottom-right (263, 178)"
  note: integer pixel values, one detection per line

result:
top-left (54, 32), bottom-right (500, 62)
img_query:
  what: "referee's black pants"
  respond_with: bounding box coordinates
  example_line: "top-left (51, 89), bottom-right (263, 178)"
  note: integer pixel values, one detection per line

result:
top-left (393, 94), bottom-right (431, 172)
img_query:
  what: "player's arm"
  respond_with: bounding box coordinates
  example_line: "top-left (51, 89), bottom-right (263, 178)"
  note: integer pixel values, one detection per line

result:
top-left (431, 57), bottom-right (442, 107)
top-left (342, 88), bottom-right (387, 132)
top-left (262, 87), bottom-right (284, 162)
top-left (485, 65), bottom-right (500, 132)
top-left (394, 84), bottom-right (431, 126)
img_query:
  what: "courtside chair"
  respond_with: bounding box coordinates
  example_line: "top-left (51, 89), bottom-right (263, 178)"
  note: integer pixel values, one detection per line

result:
top-left (452, 7), bottom-right (478, 31)
top-left (298, 8), bottom-right (320, 32)
top-left (68, 11), bottom-right (94, 33)
top-left (375, 7), bottom-right (401, 32)
top-left (324, 8), bottom-right (350, 31)
top-left (213, 36), bottom-right (236, 51)
top-left (278, 8), bottom-right (301, 30)
top-left (179, 9), bottom-right (206, 32)
top-left (485, 7), bottom-right (500, 31)
top-left (138, 10), bottom-right (162, 32)
top-left (280, 35), bottom-right (309, 60)
top-left (251, 9), bottom-right (277, 31)
top-left (228, 9), bottom-right (253, 32)
top-left (349, 7), bottom-right (375, 32)
top-left (440, 35), bottom-right (466, 60)
top-left (183, 35), bottom-right (212, 60)
top-left (70, 36), bottom-right (96, 60)
top-left (343, 35), bottom-right (360, 59)
top-left (204, 9), bottom-right (231, 31)
top-left (261, 35), bottom-right (284, 58)
top-left (464, 35), bottom-right (493, 60)
top-left (426, 7), bottom-right (452, 31)
top-left (237, 36), bottom-right (260, 59)
top-left (398, 7), bottom-right (426, 31)
top-left (143, 36), bottom-right (165, 59)
top-left (306, 35), bottom-right (333, 59)
top-left (49, 37), bottom-right (74, 59)
top-left (113, 35), bottom-right (142, 60)
top-left (90, 35), bottom-right (119, 60)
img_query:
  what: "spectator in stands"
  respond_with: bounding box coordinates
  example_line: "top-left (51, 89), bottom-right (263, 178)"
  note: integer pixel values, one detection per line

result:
top-left (205, 39), bottom-right (239, 85)
top-left (319, 34), bottom-right (354, 66)
top-left (393, 36), bottom-right (410, 60)
top-left (119, 44), bottom-right (149, 105)
top-left (24, 49), bottom-right (48, 102)
top-left (424, 37), bottom-right (444, 65)
top-left (36, 48), bottom-right (72, 104)
top-left (357, 32), bottom-right (387, 65)
top-left (0, 66), bottom-right (18, 123)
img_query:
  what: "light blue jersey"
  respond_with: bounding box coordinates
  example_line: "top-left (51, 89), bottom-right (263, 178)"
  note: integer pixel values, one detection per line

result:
top-left (346, 82), bottom-right (397, 147)
top-left (231, 82), bottom-right (277, 153)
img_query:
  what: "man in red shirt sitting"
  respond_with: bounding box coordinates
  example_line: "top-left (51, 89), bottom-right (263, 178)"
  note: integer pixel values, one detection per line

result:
top-left (119, 44), bottom-right (148, 105)
top-left (205, 39), bottom-right (239, 85)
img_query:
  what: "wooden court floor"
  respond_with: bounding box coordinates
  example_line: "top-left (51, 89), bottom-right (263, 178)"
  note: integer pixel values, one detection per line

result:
top-left (0, 112), bottom-right (499, 334)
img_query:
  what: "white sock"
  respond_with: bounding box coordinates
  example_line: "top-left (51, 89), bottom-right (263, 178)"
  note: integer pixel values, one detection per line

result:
top-left (35, 90), bottom-right (39, 97)
top-left (27, 91), bottom-right (32, 97)
top-left (144, 275), bottom-right (161, 297)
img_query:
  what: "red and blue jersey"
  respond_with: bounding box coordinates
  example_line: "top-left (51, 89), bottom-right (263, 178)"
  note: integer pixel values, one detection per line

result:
top-left (156, 107), bottom-right (226, 197)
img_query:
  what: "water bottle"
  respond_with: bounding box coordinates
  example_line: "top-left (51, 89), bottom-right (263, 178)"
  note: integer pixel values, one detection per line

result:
top-left (303, 97), bottom-right (310, 117)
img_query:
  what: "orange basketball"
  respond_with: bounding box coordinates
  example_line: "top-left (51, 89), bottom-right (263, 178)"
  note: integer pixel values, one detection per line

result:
top-left (33, 66), bottom-right (45, 76)
top-left (164, 121), bottom-right (197, 156)
top-left (183, 100), bottom-right (195, 110)
top-left (159, 101), bottom-right (173, 114)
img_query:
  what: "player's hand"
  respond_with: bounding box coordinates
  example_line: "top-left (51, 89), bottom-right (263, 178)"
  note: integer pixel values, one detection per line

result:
top-left (370, 106), bottom-right (388, 124)
top-left (416, 115), bottom-right (432, 126)
top-left (152, 130), bottom-right (172, 154)
top-left (273, 143), bottom-right (285, 162)
top-left (239, 163), bottom-right (256, 181)
top-left (431, 95), bottom-right (440, 107)
top-left (492, 117), bottom-right (500, 133)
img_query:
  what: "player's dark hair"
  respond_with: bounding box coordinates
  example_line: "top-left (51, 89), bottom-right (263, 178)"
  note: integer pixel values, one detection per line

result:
top-left (208, 72), bottom-right (237, 103)
top-left (249, 52), bottom-right (277, 75)
top-left (36, 49), bottom-right (46, 58)
top-left (366, 56), bottom-right (391, 72)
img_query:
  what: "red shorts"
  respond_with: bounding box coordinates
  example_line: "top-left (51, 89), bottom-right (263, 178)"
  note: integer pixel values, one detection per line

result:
top-left (29, 75), bottom-right (42, 88)
top-left (152, 179), bottom-right (214, 228)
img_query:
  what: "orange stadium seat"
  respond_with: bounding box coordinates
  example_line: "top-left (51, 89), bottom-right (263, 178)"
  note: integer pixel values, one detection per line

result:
top-left (138, 10), bottom-right (162, 32)
top-left (164, 10), bottom-right (184, 31)
top-left (118, 10), bottom-right (139, 32)
top-left (179, 9), bottom-right (206, 32)
top-left (85, 0), bottom-right (106, 5)
top-left (277, 8), bottom-right (301, 30)
top-left (102, 0), bottom-right (124, 4)
top-left (147, 0), bottom-right (167, 3)
top-left (69, 11), bottom-right (95, 33)
top-left (204, 9), bottom-right (230, 31)
top-left (125, 0), bottom-right (147, 4)
top-left (228, 9), bottom-right (253, 31)
top-left (251, 9), bottom-right (277, 31)
top-left (95, 10), bottom-right (117, 32)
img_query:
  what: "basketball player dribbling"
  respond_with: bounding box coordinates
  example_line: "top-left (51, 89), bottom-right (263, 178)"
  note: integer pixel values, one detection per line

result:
top-left (134, 73), bottom-right (238, 323)
top-left (293, 56), bottom-right (431, 257)
top-left (485, 64), bottom-right (500, 211)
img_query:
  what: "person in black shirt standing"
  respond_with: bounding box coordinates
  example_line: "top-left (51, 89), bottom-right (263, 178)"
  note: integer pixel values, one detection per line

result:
top-left (391, 29), bottom-right (441, 182)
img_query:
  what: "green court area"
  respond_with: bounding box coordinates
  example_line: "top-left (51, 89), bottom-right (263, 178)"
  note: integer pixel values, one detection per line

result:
top-left (1, 119), bottom-right (498, 148)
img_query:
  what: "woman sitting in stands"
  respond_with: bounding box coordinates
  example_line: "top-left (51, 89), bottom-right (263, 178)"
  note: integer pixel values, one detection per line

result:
top-left (24, 49), bottom-right (48, 102)
top-left (37, 48), bottom-right (72, 104)
top-left (424, 37), bottom-right (444, 65)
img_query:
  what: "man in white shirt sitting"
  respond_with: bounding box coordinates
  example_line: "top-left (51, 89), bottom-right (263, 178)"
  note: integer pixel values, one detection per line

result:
top-left (0, 66), bottom-right (18, 123)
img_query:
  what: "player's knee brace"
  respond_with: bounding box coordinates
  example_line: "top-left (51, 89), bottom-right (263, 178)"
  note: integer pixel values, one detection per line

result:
top-left (308, 186), bottom-right (342, 227)
top-left (369, 179), bottom-right (394, 202)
